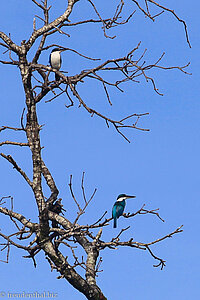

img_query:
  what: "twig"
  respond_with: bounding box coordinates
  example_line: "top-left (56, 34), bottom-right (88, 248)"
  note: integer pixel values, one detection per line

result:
top-left (0, 141), bottom-right (28, 147)
top-left (0, 153), bottom-right (33, 187)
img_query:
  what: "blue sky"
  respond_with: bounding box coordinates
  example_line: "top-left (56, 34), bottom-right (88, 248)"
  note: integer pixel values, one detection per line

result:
top-left (0, 1), bottom-right (199, 299)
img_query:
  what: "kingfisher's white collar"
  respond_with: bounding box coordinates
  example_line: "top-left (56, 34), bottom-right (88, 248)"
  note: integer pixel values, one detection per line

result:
top-left (116, 196), bottom-right (127, 202)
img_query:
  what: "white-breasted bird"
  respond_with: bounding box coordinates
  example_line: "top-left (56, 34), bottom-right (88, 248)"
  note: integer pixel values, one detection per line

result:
top-left (49, 48), bottom-right (64, 81)
top-left (112, 194), bottom-right (136, 228)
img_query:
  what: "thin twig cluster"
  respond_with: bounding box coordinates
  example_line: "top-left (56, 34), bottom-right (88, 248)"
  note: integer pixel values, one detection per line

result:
top-left (0, 176), bottom-right (183, 274)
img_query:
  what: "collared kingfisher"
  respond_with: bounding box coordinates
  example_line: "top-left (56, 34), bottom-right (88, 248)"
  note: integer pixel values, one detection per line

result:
top-left (112, 194), bottom-right (136, 228)
top-left (49, 48), bottom-right (64, 81)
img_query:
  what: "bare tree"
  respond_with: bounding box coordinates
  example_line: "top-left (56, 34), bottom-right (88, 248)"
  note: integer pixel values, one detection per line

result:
top-left (0, 1), bottom-right (190, 299)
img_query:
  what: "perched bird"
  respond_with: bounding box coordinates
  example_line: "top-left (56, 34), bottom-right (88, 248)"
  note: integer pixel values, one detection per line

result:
top-left (112, 194), bottom-right (136, 228)
top-left (49, 199), bottom-right (66, 254)
top-left (49, 199), bottom-right (66, 228)
top-left (49, 48), bottom-right (64, 81)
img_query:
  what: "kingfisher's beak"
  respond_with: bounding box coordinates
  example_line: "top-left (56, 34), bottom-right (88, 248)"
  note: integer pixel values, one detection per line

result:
top-left (126, 195), bottom-right (136, 199)
top-left (59, 49), bottom-right (65, 53)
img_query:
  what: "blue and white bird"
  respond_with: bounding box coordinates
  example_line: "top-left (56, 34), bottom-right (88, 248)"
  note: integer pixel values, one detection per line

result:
top-left (112, 194), bottom-right (136, 228)
top-left (49, 48), bottom-right (64, 81)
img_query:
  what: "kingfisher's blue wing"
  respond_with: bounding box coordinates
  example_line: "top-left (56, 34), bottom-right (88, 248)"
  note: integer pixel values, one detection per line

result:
top-left (112, 204), bottom-right (117, 218)
top-left (112, 204), bottom-right (118, 228)
top-left (49, 54), bottom-right (51, 66)
top-left (116, 204), bottom-right (125, 218)
top-left (112, 202), bottom-right (125, 219)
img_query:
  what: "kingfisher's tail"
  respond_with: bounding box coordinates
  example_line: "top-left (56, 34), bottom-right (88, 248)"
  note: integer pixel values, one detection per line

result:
top-left (55, 73), bottom-right (60, 81)
top-left (113, 218), bottom-right (117, 228)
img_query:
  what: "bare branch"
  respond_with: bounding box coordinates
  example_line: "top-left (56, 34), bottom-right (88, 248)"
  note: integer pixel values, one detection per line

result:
top-left (0, 206), bottom-right (37, 230)
top-left (42, 45), bottom-right (101, 61)
top-left (131, 0), bottom-right (191, 47)
top-left (69, 174), bottom-right (82, 212)
top-left (148, 0), bottom-right (191, 48)
top-left (0, 31), bottom-right (21, 54)
top-left (0, 126), bottom-right (24, 132)
top-left (0, 153), bottom-right (33, 187)
top-left (26, 0), bottom-right (76, 50)
top-left (124, 204), bottom-right (165, 222)
top-left (41, 160), bottom-right (59, 205)
top-left (0, 141), bottom-right (28, 147)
